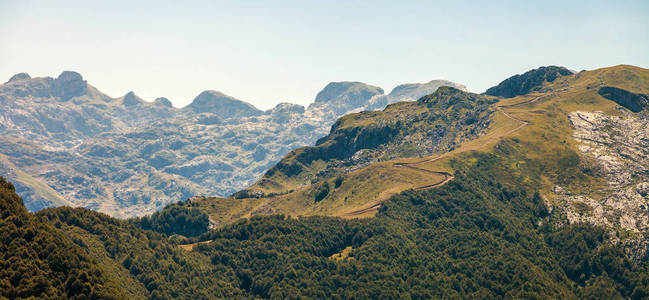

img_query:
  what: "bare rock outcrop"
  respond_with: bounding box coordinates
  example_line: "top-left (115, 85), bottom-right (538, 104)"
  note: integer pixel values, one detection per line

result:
top-left (553, 110), bottom-right (649, 261)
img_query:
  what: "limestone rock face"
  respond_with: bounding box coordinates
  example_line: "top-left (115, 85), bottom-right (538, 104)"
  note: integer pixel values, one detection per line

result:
top-left (309, 82), bottom-right (385, 118)
top-left (268, 103), bottom-right (305, 115)
top-left (53, 71), bottom-right (87, 100)
top-left (315, 82), bottom-right (383, 105)
top-left (553, 110), bottom-right (649, 260)
top-left (185, 90), bottom-right (262, 119)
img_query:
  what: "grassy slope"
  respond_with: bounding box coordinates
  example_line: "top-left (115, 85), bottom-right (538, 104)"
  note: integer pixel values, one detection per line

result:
top-left (195, 65), bottom-right (649, 227)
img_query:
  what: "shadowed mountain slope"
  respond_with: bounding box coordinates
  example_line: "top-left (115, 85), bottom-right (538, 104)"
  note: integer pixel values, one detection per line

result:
top-left (485, 65), bottom-right (574, 98)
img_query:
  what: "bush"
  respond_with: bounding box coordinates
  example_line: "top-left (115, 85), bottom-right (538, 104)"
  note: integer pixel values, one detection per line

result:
top-left (314, 182), bottom-right (330, 202)
top-left (334, 176), bottom-right (344, 188)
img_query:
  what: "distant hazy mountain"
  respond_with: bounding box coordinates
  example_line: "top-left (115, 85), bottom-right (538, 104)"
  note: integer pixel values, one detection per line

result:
top-left (186, 90), bottom-right (263, 118)
top-left (0, 71), bottom-right (465, 217)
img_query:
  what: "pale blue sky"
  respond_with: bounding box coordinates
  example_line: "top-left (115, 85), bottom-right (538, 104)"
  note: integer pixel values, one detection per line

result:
top-left (1, 0), bottom-right (647, 109)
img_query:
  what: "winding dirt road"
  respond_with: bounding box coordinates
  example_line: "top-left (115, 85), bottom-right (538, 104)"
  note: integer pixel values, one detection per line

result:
top-left (495, 93), bottom-right (556, 136)
top-left (497, 106), bottom-right (529, 136)
top-left (341, 160), bottom-right (453, 217)
top-left (393, 93), bottom-right (544, 192)
top-left (392, 162), bottom-right (454, 190)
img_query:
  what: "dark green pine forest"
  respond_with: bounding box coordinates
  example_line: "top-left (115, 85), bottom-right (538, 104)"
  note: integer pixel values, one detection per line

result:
top-left (2, 137), bottom-right (648, 299)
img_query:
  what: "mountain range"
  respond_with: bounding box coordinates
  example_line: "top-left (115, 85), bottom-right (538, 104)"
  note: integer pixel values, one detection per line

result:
top-left (2, 64), bottom-right (649, 299)
top-left (0, 72), bottom-right (465, 216)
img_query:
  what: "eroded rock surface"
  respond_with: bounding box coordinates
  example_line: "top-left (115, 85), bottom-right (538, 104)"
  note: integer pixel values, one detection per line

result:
top-left (553, 110), bottom-right (649, 260)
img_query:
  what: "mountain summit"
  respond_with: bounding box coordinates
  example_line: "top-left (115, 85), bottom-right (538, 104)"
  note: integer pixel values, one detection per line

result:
top-left (315, 82), bottom-right (384, 104)
top-left (389, 79), bottom-right (467, 101)
top-left (153, 97), bottom-right (173, 108)
top-left (185, 90), bottom-right (263, 118)
top-left (121, 91), bottom-right (144, 106)
top-left (53, 71), bottom-right (87, 100)
top-left (7, 72), bottom-right (31, 83)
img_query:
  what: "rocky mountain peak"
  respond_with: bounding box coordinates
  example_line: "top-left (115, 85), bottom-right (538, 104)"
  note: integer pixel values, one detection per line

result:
top-left (122, 91), bottom-right (142, 107)
top-left (56, 71), bottom-right (83, 82)
top-left (153, 97), bottom-right (173, 108)
top-left (433, 85), bottom-right (466, 96)
top-left (53, 71), bottom-right (87, 100)
top-left (268, 102), bottom-right (305, 115)
top-left (185, 90), bottom-right (262, 119)
top-left (389, 80), bottom-right (468, 102)
top-left (7, 73), bottom-right (31, 83)
top-left (315, 82), bottom-right (384, 104)
top-left (312, 82), bottom-right (384, 115)
top-left (418, 86), bottom-right (474, 107)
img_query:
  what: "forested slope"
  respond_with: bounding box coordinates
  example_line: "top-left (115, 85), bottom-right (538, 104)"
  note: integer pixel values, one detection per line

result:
top-left (0, 176), bottom-right (126, 299)
top-left (189, 141), bottom-right (649, 298)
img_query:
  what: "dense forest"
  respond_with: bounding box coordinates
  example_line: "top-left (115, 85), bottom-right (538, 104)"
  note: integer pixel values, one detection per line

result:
top-left (131, 200), bottom-right (210, 238)
top-left (0, 177), bottom-right (126, 299)
top-left (2, 139), bottom-right (649, 299)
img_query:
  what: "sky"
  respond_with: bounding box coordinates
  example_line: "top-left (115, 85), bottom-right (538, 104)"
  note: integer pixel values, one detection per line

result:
top-left (1, 0), bottom-right (648, 110)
